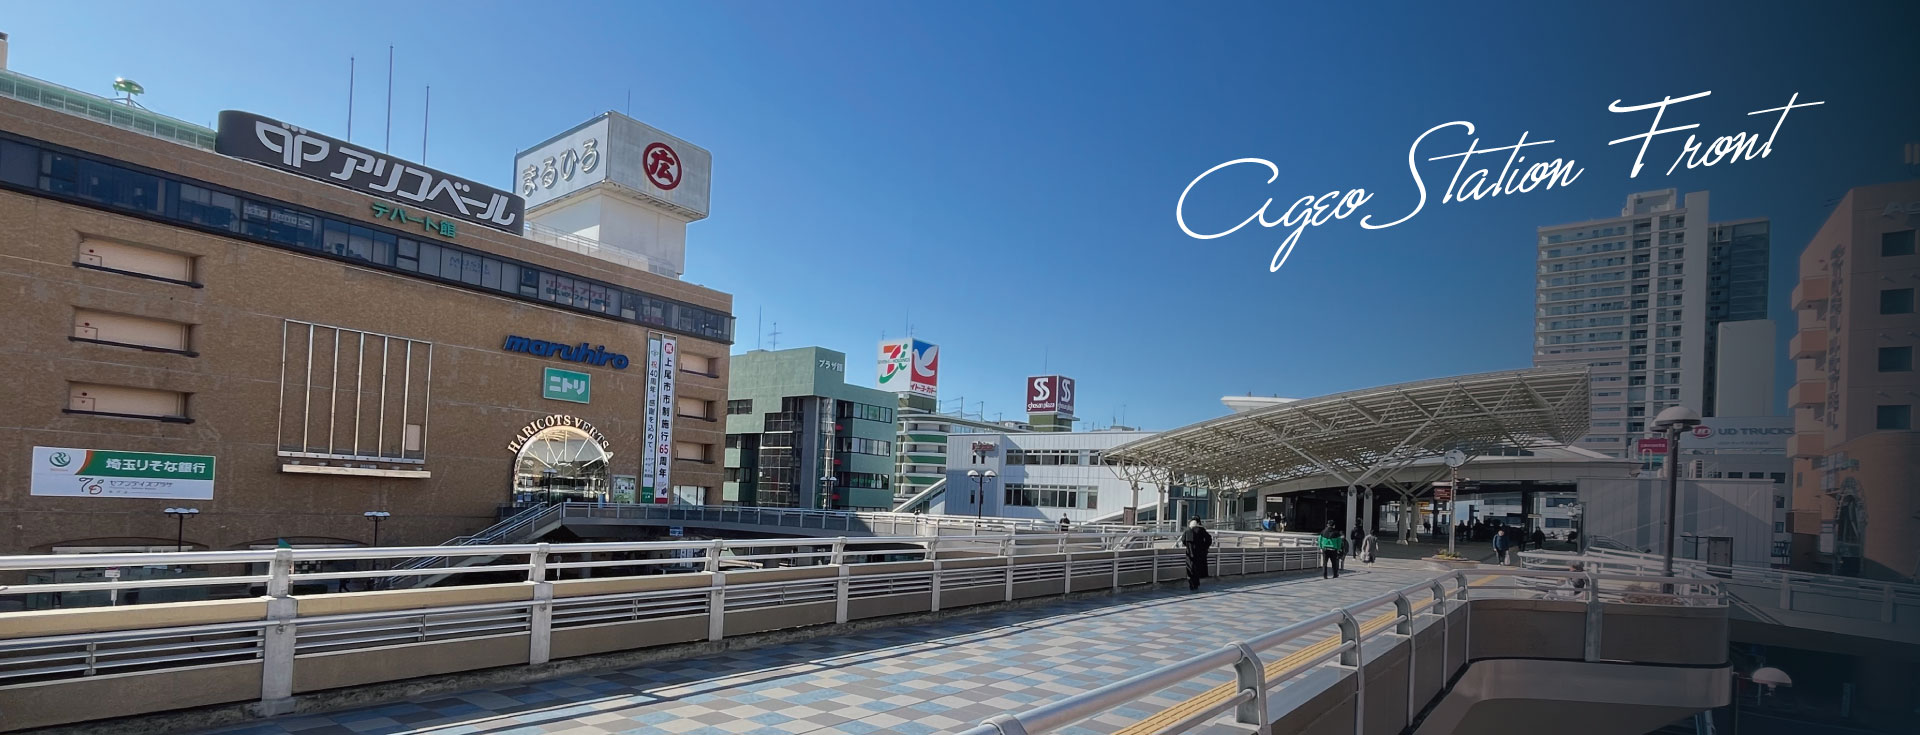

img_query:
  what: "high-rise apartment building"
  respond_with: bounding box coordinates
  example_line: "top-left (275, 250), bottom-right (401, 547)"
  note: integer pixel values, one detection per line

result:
top-left (1534, 190), bottom-right (1770, 457)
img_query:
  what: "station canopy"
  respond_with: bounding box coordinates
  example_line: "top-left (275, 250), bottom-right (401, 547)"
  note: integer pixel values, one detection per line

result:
top-left (1105, 366), bottom-right (1591, 490)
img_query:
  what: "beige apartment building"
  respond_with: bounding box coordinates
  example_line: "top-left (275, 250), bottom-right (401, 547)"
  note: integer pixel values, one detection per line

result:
top-left (1787, 179), bottom-right (1920, 581)
top-left (0, 87), bottom-right (733, 556)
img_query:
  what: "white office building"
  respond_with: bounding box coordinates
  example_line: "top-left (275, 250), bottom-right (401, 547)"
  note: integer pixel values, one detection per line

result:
top-left (933, 430), bottom-right (1199, 525)
top-left (1534, 190), bottom-right (1770, 457)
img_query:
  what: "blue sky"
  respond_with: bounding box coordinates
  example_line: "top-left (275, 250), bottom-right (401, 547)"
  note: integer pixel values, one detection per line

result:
top-left (7, 1), bottom-right (1915, 429)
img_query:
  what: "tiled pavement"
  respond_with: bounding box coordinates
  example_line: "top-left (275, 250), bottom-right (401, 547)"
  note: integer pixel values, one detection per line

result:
top-left (199, 565), bottom-right (1444, 735)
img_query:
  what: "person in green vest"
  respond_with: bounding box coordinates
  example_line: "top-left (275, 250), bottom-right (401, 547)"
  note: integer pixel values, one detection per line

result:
top-left (1317, 522), bottom-right (1346, 579)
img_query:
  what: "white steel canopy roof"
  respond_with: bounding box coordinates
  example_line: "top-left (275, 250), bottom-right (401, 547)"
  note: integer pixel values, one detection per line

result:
top-left (1106, 366), bottom-right (1591, 490)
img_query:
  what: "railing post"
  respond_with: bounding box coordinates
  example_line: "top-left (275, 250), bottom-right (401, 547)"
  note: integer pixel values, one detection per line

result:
top-left (1584, 571), bottom-right (1602, 662)
top-left (1063, 544), bottom-right (1074, 596)
top-left (1005, 539), bottom-right (1017, 602)
top-left (1338, 608), bottom-right (1364, 735)
top-left (1778, 576), bottom-right (1791, 609)
top-left (1232, 641), bottom-right (1271, 733)
top-left (1395, 591), bottom-right (1418, 728)
top-left (529, 543), bottom-right (553, 665)
top-left (707, 539), bottom-right (726, 642)
top-left (256, 547), bottom-right (297, 716)
top-left (833, 537), bottom-right (850, 624)
top-left (931, 558), bottom-right (944, 612)
top-left (1111, 548), bottom-right (1121, 593)
top-left (1429, 580), bottom-right (1450, 681)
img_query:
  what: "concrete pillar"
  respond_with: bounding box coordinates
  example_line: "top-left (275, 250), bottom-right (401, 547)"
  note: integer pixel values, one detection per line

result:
top-left (1345, 485), bottom-right (1357, 534)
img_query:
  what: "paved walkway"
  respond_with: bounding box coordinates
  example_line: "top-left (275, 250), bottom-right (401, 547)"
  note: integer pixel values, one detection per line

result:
top-left (200, 566), bottom-right (1445, 735)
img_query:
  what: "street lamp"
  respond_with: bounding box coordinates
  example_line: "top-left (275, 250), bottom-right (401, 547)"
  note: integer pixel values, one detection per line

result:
top-left (163, 508), bottom-right (199, 552)
top-left (363, 511), bottom-right (391, 546)
top-left (1652, 405), bottom-right (1703, 583)
top-left (966, 469), bottom-right (996, 521)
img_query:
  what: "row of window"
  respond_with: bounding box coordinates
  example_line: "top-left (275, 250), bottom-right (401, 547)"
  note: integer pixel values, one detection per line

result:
top-left (0, 133), bottom-right (734, 343)
top-left (1002, 484), bottom-right (1099, 509)
top-left (726, 399), bottom-right (753, 415)
top-left (836, 401), bottom-right (894, 423)
top-left (837, 437), bottom-right (893, 456)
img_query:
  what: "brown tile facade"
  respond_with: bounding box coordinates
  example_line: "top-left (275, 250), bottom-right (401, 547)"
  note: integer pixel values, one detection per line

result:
top-left (0, 97), bottom-right (731, 553)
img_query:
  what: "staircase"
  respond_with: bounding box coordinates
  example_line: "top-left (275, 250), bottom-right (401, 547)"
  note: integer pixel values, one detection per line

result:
top-left (386, 503), bottom-right (567, 588)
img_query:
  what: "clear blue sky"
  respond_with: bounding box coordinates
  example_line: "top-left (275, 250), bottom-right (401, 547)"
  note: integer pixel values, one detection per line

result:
top-left (7, 2), bottom-right (1915, 429)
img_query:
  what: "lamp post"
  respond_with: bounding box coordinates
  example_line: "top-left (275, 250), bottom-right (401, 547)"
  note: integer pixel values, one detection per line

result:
top-left (363, 511), bottom-right (391, 547)
top-left (163, 507), bottom-right (199, 552)
top-left (1652, 406), bottom-right (1702, 584)
top-left (966, 469), bottom-right (996, 521)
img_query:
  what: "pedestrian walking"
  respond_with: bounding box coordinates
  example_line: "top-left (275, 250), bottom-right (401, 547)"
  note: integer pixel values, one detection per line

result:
top-left (1317, 523), bottom-right (1345, 579)
top-left (1530, 527), bottom-right (1546, 551)
top-left (1347, 526), bottom-right (1366, 573)
top-left (1492, 527), bottom-right (1512, 565)
top-left (1179, 520), bottom-right (1213, 591)
top-left (1058, 515), bottom-right (1071, 534)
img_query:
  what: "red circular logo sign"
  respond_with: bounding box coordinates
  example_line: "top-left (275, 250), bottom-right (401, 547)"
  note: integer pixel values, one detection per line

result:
top-left (1692, 425), bottom-right (1713, 439)
top-left (642, 142), bottom-right (682, 191)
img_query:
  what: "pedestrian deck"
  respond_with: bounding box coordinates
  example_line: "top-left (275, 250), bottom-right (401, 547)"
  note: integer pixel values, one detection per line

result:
top-left (198, 565), bottom-right (1446, 735)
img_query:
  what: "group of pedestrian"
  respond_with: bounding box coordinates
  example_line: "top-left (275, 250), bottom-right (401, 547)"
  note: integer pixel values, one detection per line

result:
top-left (1314, 523), bottom-right (1376, 578)
top-left (1179, 516), bottom-right (1386, 591)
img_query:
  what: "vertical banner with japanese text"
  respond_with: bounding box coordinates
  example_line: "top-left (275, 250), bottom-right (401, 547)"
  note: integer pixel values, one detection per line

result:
top-left (655, 337), bottom-right (677, 503)
top-left (642, 337), bottom-right (662, 503)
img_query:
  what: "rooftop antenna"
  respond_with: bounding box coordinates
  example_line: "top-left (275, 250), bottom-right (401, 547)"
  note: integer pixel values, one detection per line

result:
top-left (383, 46), bottom-right (394, 152)
top-left (626, 88), bottom-right (633, 117)
top-left (110, 78), bottom-right (146, 109)
top-left (767, 321), bottom-right (781, 351)
top-left (421, 84), bottom-right (430, 163)
top-left (756, 307), bottom-right (763, 350)
top-left (1043, 347), bottom-right (1049, 372)
top-left (345, 57), bottom-right (356, 141)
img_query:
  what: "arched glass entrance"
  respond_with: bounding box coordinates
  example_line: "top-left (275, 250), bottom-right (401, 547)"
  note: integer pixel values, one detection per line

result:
top-left (513, 426), bottom-right (611, 503)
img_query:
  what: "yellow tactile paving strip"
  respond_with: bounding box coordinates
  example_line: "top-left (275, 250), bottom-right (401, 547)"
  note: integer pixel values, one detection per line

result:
top-left (1112, 576), bottom-right (1488, 735)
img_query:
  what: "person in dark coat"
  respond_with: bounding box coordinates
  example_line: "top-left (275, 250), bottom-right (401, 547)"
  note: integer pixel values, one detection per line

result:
top-left (1530, 528), bottom-right (1547, 550)
top-left (1492, 527), bottom-right (1513, 565)
top-left (1179, 520), bottom-right (1213, 591)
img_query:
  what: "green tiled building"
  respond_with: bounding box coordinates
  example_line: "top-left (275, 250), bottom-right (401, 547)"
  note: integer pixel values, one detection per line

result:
top-left (724, 347), bottom-right (898, 509)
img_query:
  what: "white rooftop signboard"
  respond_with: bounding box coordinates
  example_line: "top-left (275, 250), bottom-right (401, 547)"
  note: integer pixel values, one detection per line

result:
top-left (515, 112), bottom-right (712, 220)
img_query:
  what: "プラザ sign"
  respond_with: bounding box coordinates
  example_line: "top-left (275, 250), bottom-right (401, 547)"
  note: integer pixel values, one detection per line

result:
top-left (216, 110), bottom-right (524, 234)
top-left (31, 447), bottom-right (215, 500)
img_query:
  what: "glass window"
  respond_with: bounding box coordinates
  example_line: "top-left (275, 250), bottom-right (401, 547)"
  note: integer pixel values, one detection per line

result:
top-left (416, 243), bottom-right (441, 276)
top-left (1880, 346), bottom-right (1914, 372)
top-left (1881, 288), bottom-right (1915, 315)
top-left (1876, 404), bottom-right (1911, 431)
top-left (1883, 229), bottom-right (1915, 258)
top-left (346, 225), bottom-right (375, 261)
top-left (320, 220), bottom-right (350, 258)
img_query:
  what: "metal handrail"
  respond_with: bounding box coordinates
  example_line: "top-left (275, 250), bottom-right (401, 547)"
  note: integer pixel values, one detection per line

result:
top-left (958, 567), bottom-right (1725, 735)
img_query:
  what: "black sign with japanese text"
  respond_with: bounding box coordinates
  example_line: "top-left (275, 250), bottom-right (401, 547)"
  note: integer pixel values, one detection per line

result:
top-left (214, 110), bottom-right (525, 234)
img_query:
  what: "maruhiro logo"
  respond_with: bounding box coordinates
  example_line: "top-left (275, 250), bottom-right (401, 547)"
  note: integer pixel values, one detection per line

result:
top-left (643, 142), bottom-right (682, 190)
top-left (48, 452), bottom-right (71, 468)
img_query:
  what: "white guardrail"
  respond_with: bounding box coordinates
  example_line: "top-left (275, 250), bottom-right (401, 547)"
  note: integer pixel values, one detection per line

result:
top-left (956, 564), bottom-right (1725, 735)
top-left (1522, 548), bottom-right (1920, 625)
top-left (385, 502), bottom-right (1156, 578)
top-left (0, 531), bottom-right (1324, 686)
